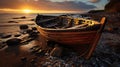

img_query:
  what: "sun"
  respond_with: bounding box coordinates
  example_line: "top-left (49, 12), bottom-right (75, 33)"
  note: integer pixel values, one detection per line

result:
top-left (23, 9), bottom-right (32, 13)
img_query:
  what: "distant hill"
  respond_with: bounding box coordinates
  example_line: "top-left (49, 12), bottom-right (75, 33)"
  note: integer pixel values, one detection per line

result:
top-left (88, 0), bottom-right (120, 13)
top-left (88, 10), bottom-right (104, 13)
top-left (105, 0), bottom-right (120, 12)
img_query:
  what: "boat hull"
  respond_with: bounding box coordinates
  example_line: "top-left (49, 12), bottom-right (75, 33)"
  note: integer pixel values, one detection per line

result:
top-left (36, 17), bottom-right (106, 59)
top-left (38, 27), bottom-right (97, 45)
top-left (37, 26), bottom-right (99, 58)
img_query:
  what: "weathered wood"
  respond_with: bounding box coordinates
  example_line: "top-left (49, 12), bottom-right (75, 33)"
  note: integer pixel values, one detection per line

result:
top-left (67, 24), bottom-right (88, 29)
top-left (36, 16), bottom-right (106, 59)
top-left (37, 18), bottom-right (56, 23)
top-left (50, 44), bottom-right (63, 57)
top-left (85, 17), bottom-right (106, 59)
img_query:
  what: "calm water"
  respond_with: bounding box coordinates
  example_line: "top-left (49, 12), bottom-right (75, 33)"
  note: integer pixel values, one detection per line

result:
top-left (0, 13), bottom-right (63, 33)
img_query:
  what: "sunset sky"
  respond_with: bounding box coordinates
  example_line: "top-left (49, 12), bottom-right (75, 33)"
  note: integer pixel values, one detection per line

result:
top-left (0, 0), bottom-right (108, 13)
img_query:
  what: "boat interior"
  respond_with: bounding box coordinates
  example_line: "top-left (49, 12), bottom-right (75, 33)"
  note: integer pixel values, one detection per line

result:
top-left (36, 15), bottom-right (101, 31)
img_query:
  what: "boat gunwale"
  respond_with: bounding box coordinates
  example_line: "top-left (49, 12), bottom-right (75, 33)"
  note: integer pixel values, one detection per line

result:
top-left (35, 16), bottom-right (106, 59)
top-left (36, 15), bottom-right (101, 32)
top-left (37, 25), bottom-right (100, 33)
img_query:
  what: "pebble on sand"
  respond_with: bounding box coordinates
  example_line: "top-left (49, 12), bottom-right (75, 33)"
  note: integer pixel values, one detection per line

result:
top-left (32, 27), bottom-right (37, 30)
top-left (8, 21), bottom-right (18, 23)
top-left (12, 16), bottom-right (26, 19)
top-left (14, 33), bottom-right (21, 37)
top-left (6, 38), bottom-right (22, 46)
top-left (0, 33), bottom-right (12, 38)
top-left (20, 25), bottom-right (29, 30)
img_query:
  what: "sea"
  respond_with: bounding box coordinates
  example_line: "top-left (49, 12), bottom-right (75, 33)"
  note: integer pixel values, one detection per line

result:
top-left (0, 13), bottom-right (63, 33)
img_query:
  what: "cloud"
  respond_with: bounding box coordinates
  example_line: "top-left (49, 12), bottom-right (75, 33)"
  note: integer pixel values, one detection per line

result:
top-left (49, 0), bottom-right (76, 2)
top-left (0, 0), bottom-right (96, 12)
top-left (28, 0), bottom-right (96, 11)
top-left (89, 0), bottom-right (100, 3)
top-left (0, 0), bottom-right (27, 9)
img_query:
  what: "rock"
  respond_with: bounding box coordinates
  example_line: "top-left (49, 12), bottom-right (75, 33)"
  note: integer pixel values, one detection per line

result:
top-left (111, 43), bottom-right (120, 53)
top-left (19, 25), bottom-right (29, 30)
top-left (0, 42), bottom-right (6, 49)
top-left (1, 33), bottom-right (12, 38)
top-left (113, 27), bottom-right (119, 33)
top-left (12, 17), bottom-right (19, 19)
top-left (14, 33), bottom-right (21, 37)
top-left (32, 27), bottom-right (37, 30)
top-left (26, 29), bottom-right (39, 37)
top-left (35, 49), bottom-right (42, 54)
top-left (105, 0), bottom-right (120, 12)
top-left (0, 44), bottom-right (6, 49)
top-left (47, 65), bottom-right (52, 67)
top-left (30, 45), bottom-right (40, 50)
top-left (113, 27), bottom-right (119, 31)
top-left (18, 34), bottom-right (29, 41)
top-left (105, 27), bottom-right (114, 33)
top-left (21, 57), bottom-right (27, 62)
top-left (30, 46), bottom-right (41, 53)
top-left (29, 32), bottom-right (38, 38)
top-left (8, 21), bottom-right (18, 23)
top-left (26, 29), bottom-right (33, 34)
top-left (34, 30), bottom-right (39, 34)
top-left (111, 62), bottom-right (120, 67)
top-left (20, 16), bottom-right (26, 19)
top-left (6, 38), bottom-right (21, 46)
top-left (30, 19), bottom-right (35, 21)
top-left (12, 16), bottom-right (26, 19)
top-left (30, 59), bottom-right (36, 64)
top-left (0, 33), bottom-right (4, 37)
top-left (47, 40), bottom-right (56, 48)
top-left (106, 42), bottom-right (120, 53)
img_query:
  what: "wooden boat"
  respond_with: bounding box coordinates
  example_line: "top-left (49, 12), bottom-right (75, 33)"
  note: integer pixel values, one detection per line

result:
top-left (35, 15), bottom-right (106, 59)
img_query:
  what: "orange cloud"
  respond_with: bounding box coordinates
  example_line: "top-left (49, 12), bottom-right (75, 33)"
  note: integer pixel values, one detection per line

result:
top-left (0, 0), bottom-right (97, 13)
top-left (89, 0), bottom-right (100, 3)
top-left (0, 8), bottom-right (84, 13)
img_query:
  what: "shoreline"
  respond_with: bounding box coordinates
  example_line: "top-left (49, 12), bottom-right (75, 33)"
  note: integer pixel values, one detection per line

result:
top-left (0, 13), bottom-right (120, 66)
top-left (0, 23), bottom-right (35, 26)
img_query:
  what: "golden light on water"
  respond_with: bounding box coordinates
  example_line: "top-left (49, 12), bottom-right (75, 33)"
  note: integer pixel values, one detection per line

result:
top-left (23, 9), bottom-right (32, 13)
top-left (0, 8), bottom-right (82, 13)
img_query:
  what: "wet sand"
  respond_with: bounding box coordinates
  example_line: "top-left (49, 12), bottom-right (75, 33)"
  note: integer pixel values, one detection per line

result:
top-left (0, 34), bottom-right (47, 67)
